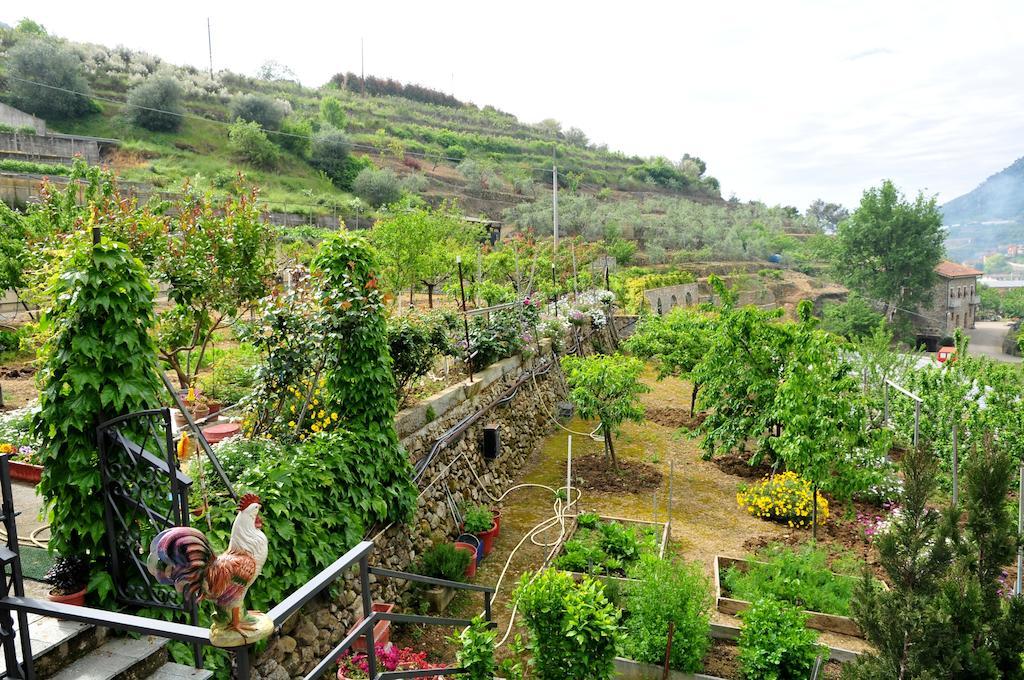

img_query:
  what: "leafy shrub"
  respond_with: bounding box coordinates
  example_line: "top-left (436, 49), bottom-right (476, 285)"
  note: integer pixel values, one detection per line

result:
top-left (228, 120), bottom-right (279, 169)
top-left (453, 616), bottom-right (496, 680)
top-left (230, 93), bottom-right (286, 131)
top-left (0, 124), bottom-right (38, 135)
top-left (737, 597), bottom-right (822, 680)
top-left (319, 96), bottom-right (347, 129)
top-left (623, 555), bottom-right (712, 672)
top-left (465, 309), bottom-right (523, 371)
top-left (463, 505), bottom-right (495, 533)
top-left (126, 75), bottom-right (184, 131)
top-left (35, 241), bottom-right (162, 604)
top-left (0, 324), bottom-right (31, 357)
top-left (7, 38), bottom-right (95, 118)
top-left (352, 167), bottom-right (403, 207)
top-left (198, 347), bottom-right (257, 405)
top-left (386, 310), bottom-right (455, 403)
top-left (309, 128), bottom-right (352, 183)
top-left (418, 542), bottom-right (471, 582)
top-left (736, 471), bottom-right (829, 529)
top-left (445, 144), bottom-right (467, 161)
top-left (276, 117), bottom-right (312, 158)
top-left (515, 569), bottom-right (620, 680)
top-left (722, 544), bottom-right (861, 616)
top-left (554, 517), bottom-right (658, 577)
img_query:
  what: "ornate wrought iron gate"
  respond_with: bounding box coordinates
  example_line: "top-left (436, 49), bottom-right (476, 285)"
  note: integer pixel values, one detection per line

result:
top-left (96, 408), bottom-right (201, 656)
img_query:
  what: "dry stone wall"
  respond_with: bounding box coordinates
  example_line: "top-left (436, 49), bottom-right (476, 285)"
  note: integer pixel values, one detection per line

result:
top-left (253, 327), bottom-right (614, 679)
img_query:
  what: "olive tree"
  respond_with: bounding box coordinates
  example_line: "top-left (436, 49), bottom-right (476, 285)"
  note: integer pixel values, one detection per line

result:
top-left (126, 75), bottom-right (184, 131)
top-left (7, 38), bottom-right (94, 118)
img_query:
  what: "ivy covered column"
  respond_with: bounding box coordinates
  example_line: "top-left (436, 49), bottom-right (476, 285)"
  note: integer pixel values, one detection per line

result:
top-left (34, 237), bottom-right (161, 602)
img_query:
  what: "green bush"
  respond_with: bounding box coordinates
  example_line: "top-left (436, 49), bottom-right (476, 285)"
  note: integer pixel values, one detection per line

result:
top-left (228, 120), bottom-right (280, 169)
top-left (319, 96), bottom-right (347, 129)
top-left (386, 310), bottom-right (455, 403)
top-left (309, 128), bottom-right (352, 184)
top-left (126, 76), bottom-right (184, 132)
top-left (198, 347), bottom-right (257, 405)
top-left (0, 159), bottom-right (71, 176)
top-left (352, 166), bottom-right (403, 207)
top-left (417, 542), bottom-right (471, 582)
top-left (35, 241), bottom-right (163, 605)
top-left (276, 117), bottom-right (312, 158)
top-left (737, 597), bottom-right (822, 680)
top-left (463, 505), bottom-right (495, 534)
top-left (722, 543), bottom-right (861, 616)
top-left (554, 517), bottom-right (658, 577)
top-left (453, 616), bottom-right (496, 680)
top-left (515, 569), bottom-right (620, 680)
top-left (230, 93), bottom-right (286, 131)
top-left (7, 38), bottom-right (95, 118)
top-left (0, 124), bottom-right (38, 135)
top-left (623, 555), bottom-right (712, 673)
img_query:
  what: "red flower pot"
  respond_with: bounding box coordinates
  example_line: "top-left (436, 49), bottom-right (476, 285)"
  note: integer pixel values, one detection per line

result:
top-left (48, 587), bottom-right (86, 607)
top-left (454, 542), bottom-right (477, 578)
top-left (350, 602), bottom-right (395, 652)
top-left (201, 422), bottom-right (241, 445)
top-left (9, 461), bottom-right (42, 485)
top-left (490, 508), bottom-right (502, 534)
top-left (476, 521), bottom-right (499, 557)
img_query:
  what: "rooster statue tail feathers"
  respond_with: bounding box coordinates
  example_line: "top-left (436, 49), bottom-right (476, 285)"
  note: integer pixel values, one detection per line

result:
top-left (147, 526), bottom-right (214, 604)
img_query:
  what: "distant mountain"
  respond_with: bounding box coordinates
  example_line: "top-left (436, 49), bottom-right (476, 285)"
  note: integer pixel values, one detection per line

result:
top-left (943, 156), bottom-right (1024, 225)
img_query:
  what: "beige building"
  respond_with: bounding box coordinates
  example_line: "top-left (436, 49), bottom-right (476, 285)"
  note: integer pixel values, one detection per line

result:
top-left (914, 261), bottom-right (982, 340)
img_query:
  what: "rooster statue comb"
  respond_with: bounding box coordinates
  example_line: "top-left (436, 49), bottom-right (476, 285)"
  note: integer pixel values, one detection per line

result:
top-left (147, 493), bottom-right (272, 646)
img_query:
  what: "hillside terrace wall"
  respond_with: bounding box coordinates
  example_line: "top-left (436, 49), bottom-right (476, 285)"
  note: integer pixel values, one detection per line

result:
top-left (252, 326), bottom-right (615, 679)
top-left (0, 132), bottom-right (101, 165)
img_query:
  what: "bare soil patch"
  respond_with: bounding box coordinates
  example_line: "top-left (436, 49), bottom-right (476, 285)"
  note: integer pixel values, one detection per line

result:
top-left (645, 406), bottom-right (707, 430)
top-left (712, 452), bottom-right (776, 480)
top-left (572, 454), bottom-right (663, 493)
top-left (0, 365), bottom-right (34, 379)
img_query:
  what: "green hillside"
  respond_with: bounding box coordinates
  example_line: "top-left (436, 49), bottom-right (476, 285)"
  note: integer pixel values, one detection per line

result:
top-left (942, 156), bottom-right (1024, 261)
top-left (0, 20), bottom-right (721, 222)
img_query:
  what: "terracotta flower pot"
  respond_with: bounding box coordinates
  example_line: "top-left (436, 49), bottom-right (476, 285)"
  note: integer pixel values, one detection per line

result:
top-left (457, 533), bottom-right (483, 563)
top-left (349, 602), bottom-right (395, 652)
top-left (476, 521), bottom-right (499, 557)
top-left (48, 586), bottom-right (86, 607)
top-left (454, 542), bottom-right (478, 578)
top-left (9, 460), bottom-right (43, 485)
top-left (490, 508), bottom-right (502, 534)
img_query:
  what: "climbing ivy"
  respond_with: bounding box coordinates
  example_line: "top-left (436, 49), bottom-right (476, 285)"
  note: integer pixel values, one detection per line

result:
top-left (34, 237), bottom-right (162, 603)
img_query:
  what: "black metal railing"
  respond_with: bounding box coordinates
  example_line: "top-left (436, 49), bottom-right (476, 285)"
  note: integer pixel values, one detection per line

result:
top-left (0, 455), bottom-right (494, 680)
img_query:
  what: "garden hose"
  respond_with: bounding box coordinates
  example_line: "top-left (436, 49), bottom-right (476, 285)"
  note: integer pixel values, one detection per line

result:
top-left (0, 522), bottom-right (50, 549)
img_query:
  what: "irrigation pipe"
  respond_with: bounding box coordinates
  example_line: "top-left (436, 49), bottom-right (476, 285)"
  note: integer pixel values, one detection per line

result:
top-left (0, 523), bottom-right (50, 549)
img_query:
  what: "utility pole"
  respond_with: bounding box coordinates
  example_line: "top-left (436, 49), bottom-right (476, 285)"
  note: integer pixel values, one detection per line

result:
top-left (360, 37), bottom-right (366, 96)
top-left (552, 164), bottom-right (558, 317)
top-left (207, 18), bottom-right (213, 78)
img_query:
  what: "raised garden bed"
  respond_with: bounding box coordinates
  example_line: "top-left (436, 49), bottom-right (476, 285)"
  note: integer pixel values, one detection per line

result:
top-left (554, 513), bottom-right (668, 586)
top-left (714, 555), bottom-right (869, 638)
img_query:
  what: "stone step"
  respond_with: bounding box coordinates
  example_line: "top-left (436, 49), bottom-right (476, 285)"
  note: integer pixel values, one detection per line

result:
top-left (0, 615), bottom-right (108, 678)
top-left (48, 636), bottom-right (169, 680)
top-left (146, 662), bottom-right (214, 680)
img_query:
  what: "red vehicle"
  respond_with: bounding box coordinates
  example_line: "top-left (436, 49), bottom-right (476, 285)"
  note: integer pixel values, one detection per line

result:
top-left (936, 346), bottom-right (957, 364)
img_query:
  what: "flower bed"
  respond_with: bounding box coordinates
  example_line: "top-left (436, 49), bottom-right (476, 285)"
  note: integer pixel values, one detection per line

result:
top-left (553, 513), bottom-right (668, 585)
top-left (736, 471), bottom-right (829, 529)
top-left (714, 555), bottom-right (873, 638)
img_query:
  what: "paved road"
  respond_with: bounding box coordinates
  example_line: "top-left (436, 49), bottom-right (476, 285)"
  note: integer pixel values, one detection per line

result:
top-left (967, 321), bottom-right (1023, 363)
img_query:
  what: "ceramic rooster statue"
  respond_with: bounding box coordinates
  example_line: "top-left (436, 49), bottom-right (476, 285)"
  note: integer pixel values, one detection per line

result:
top-left (147, 493), bottom-right (273, 646)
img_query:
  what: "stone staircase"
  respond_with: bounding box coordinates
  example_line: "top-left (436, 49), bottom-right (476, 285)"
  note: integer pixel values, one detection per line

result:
top-left (0, 614), bottom-right (212, 680)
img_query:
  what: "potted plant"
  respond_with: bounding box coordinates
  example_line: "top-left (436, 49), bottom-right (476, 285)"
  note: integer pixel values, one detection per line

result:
top-left (417, 543), bottom-right (471, 614)
top-left (45, 554), bottom-right (89, 606)
top-left (338, 643), bottom-right (440, 679)
top-left (464, 505), bottom-right (499, 557)
top-left (1, 443), bottom-right (43, 485)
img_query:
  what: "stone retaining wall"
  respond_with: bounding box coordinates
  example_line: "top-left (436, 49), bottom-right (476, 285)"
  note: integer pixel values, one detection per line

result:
top-left (252, 328), bottom-right (614, 679)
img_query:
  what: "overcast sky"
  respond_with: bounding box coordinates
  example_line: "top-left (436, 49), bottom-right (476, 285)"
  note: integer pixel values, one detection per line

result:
top-left (5, 1), bottom-right (1024, 210)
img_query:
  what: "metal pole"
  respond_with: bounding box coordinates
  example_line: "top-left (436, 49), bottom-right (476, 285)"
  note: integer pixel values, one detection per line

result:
top-left (359, 555), bottom-right (377, 678)
top-left (206, 18), bottom-right (213, 78)
top-left (566, 435), bottom-right (572, 516)
top-left (552, 165), bottom-right (558, 253)
top-left (457, 256), bottom-right (473, 382)
top-left (92, 225), bottom-right (101, 245)
top-left (1, 455), bottom-right (35, 679)
top-left (234, 645), bottom-right (252, 679)
top-left (913, 400), bottom-right (921, 448)
top-left (1018, 464), bottom-right (1023, 595)
top-left (883, 382), bottom-right (889, 424)
top-left (951, 420), bottom-right (959, 507)
top-left (667, 460), bottom-right (674, 534)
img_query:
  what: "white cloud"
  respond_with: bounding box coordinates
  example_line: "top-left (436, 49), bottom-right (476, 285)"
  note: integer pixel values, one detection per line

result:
top-left (5, 0), bottom-right (1023, 210)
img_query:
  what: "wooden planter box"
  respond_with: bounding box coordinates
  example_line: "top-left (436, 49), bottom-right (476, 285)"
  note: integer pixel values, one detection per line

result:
top-left (558, 515), bottom-right (670, 588)
top-left (9, 460), bottom-right (42, 485)
top-left (424, 586), bottom-right (457, 615)
top-left (714, 555), bottom-right (867, 638)
top-left (614, 657), bottom-right (726, 680)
